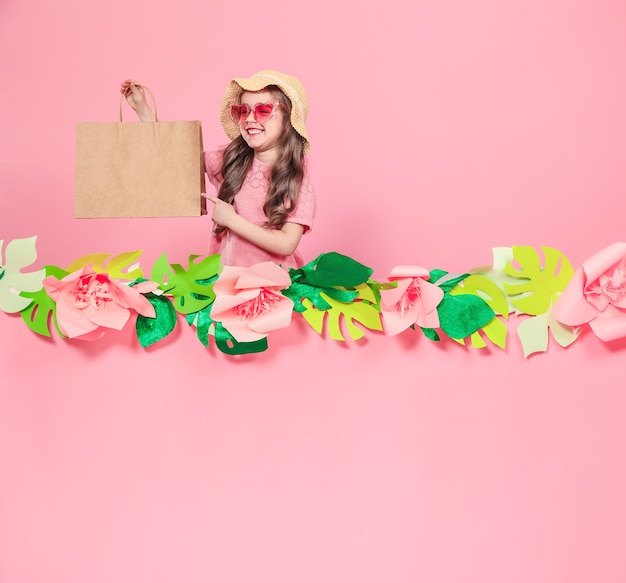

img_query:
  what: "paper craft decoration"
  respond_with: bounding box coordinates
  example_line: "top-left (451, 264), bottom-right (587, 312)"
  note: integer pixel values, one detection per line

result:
top-left (74, 84), bottom-right (205, 218)
top-left (3, 235), bottom-right (626, 358)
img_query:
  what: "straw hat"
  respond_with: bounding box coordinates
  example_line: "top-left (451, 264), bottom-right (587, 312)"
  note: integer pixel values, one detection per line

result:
top-left (219, 70), bottom-right (310, 155)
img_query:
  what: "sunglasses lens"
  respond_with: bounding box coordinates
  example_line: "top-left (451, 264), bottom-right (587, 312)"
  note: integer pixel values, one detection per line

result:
top-left (254, 103), bottom-right (274, 123)
top-left (230, 105), bottom-right (248, 123)
top-left (230, 103), bottom-right (276, 124)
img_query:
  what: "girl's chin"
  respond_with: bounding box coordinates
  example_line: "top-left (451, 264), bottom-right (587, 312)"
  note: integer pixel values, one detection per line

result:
top-left (243, 137), bottom-right (262, 148)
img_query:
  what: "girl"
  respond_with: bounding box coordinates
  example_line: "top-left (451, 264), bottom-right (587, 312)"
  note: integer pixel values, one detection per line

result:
top-left (121, 70), bottom-right (316, 269)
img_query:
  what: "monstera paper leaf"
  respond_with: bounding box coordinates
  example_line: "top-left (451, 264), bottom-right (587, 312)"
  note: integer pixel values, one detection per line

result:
top-left (0, 236), bottom-right (47, 313)
top-left (66, 250), bottom-right (145, 281)
top-left (185, 306), bottom-right (269, 354)
top-left (503, 246), bottom-right (574, 315)
top-left (495, 246), bottom-right (579, 356)
top-left (150, 253), bottom-right (221, 315)
top-left (19, 264), bottom-right (69, 337)
top-left (516, 310), bottom-right (581, 358)
top-left (300, 282), bottom-right (383, 341)
top-left (186, 304), bottom-right (214, 347)
top-left (212, 322), bottom-right (269, 355)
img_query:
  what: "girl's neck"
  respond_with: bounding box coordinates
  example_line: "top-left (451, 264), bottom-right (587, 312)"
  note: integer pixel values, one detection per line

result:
top-left (253, 148), bottom-right (279, 167)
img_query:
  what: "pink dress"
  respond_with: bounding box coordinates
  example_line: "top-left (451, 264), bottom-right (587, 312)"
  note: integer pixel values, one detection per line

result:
top-left (204, 149), bottom-right (316, 269)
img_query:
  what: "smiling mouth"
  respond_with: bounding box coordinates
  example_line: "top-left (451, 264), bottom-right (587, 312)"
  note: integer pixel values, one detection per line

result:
top-left (245, 126), bottom-right (263, 136)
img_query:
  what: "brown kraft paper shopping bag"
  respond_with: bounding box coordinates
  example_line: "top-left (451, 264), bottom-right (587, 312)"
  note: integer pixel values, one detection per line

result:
top-left (75, 84), bottom-right (205, 218)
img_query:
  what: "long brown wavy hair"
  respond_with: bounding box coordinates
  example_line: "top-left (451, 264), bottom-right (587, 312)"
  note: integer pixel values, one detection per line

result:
top-left (213, 86), bottom-right (306, 237)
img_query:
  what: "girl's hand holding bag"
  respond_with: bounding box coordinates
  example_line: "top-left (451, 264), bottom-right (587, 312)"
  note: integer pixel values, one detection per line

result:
top-left (75, 83), bottom-right (205, 218)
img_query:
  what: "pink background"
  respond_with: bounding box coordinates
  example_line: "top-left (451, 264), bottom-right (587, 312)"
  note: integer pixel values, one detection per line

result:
top-left (2, 0), bottom-right (626, 581)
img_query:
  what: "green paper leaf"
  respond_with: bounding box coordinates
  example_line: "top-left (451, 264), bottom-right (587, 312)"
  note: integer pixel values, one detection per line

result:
top-left (365, 279), bottom-right (395, 307)
top-left (214, 322), bottom-right (268, 354)
top-left (66, 250), bottom-right (144, 281)
top-left (450, 274), bottom-right (509, 349)
top-left (301, 283), bottom-right (383, 341)
top-left (286, 252), bottom-right (373, 312)
top-left (428, 269), bottom-right (448, 284)
top-left (150, 254), bottom-right (221, 315)
top-left (186, 304), bottom-right (215, 347)
top-left (421, 327), bottom-right (441, 341)
top-left (503, 246), bottom-right (574, 316)
top-left (19, 264), bottom-right (69, 337)
top-left (291, 252), bottom-right (373, 288)
top-left (136, 293), bottom-right (178, 348)
top-left (185, 309), bottom-right (268, 353)
top-left (284, 280), bottom-right (357, 312)
top-left (437, 293), bottom-right (496, 339)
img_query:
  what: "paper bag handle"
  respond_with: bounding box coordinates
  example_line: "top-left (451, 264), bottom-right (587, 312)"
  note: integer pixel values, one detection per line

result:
top-left (119, 83), bottom-right (158, 122)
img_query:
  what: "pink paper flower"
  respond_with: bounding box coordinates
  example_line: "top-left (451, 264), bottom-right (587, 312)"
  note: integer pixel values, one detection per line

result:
top-left (210, 262), bottom-right (294, 343)
top-left (380, 266), bottom-right (444, 336)
top-left (552, 242), bottom-right (626, 342)
top-left (43, 267), bottom-right (158, 341)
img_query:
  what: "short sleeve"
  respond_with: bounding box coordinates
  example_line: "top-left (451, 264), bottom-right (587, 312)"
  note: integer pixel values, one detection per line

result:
top-left (204, 149), bottom-right (225, 190)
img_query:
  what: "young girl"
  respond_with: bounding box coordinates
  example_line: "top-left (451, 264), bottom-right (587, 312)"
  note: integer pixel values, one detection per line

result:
top-left (121, 70), bottom-right (316, 269)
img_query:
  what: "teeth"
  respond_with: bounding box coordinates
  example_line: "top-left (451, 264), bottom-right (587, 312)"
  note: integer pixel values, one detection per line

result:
top-left (248, 129), bottom-right (262, 135)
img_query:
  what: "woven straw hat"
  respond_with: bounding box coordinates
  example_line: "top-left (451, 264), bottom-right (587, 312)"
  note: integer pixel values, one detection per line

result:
top-left (219, 70), bottom-right (310, 155)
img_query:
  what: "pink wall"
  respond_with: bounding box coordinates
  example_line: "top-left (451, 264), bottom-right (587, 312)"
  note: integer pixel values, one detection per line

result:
top-left (2, 0), bottom-right (626, 581)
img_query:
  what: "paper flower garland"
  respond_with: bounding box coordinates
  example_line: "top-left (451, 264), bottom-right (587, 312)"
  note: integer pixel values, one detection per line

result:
top-left (2, 235), bottom-right (625, 357)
